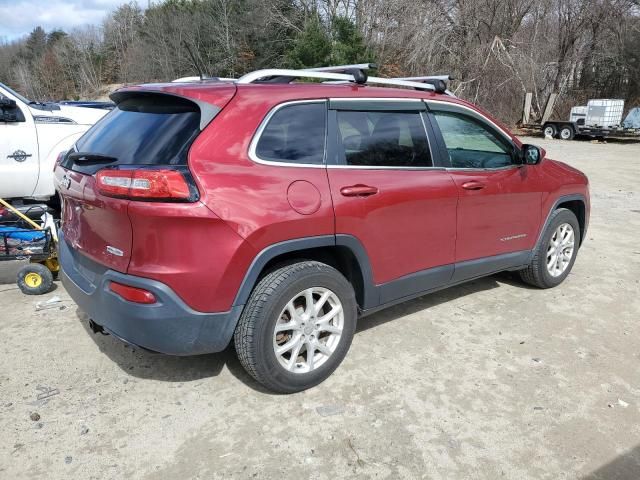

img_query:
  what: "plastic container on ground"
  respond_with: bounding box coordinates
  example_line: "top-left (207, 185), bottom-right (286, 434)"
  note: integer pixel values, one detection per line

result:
top-left (586, 99), bottom-right (624, 128)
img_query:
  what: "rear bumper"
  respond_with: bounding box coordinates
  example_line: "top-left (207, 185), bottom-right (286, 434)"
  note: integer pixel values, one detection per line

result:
top-left (59, 233), bottom-right (243, 355)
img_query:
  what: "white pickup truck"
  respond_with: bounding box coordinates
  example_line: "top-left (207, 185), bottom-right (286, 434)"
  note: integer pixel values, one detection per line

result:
top-left (0, 83), bottom-right (108, 203)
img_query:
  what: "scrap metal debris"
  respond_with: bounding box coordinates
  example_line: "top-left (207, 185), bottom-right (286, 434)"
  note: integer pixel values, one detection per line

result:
top-left (316, 404), bottom-right (345, 417)
top-left (36, 385), bottom-right (60, 401)
top-left (35, 296), bottom-right (65, 311)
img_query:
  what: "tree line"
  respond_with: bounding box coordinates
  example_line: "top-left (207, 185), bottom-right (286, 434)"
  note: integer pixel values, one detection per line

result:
top-left (1, 0), bottom-right (639, 124)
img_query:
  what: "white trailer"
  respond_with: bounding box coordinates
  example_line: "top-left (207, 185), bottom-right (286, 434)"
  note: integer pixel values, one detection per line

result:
top-left (542, 99), bottom-right (640, 140)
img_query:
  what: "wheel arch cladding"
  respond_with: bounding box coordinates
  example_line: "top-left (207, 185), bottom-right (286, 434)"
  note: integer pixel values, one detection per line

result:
top-left (555, 199), bottom-right (586, 246)
top-left (231, 235), bottom-right (377, 311)
top-left (536, 194), bottom-right (587, 249)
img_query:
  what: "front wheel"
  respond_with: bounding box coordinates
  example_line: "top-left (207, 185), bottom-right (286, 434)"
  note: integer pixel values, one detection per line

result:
top-left (234, 261), bottom-right (357, 393)
top-left (519, 208), bottom-right (581, 288)
top-left (543, 124), bottom-right (557, 138)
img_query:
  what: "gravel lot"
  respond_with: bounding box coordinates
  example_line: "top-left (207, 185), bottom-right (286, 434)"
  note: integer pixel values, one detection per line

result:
top-left (1, 136), bottom-right (639, 479)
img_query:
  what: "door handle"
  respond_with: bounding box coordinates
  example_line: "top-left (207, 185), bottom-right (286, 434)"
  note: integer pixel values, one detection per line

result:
top-left (340, 184), bottom-right (379, 197)
top-left (461, 181), bottom-right (486, 191)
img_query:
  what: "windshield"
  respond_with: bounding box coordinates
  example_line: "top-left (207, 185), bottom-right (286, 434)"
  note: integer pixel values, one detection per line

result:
top-left (0, 83), bottom-right (31, 104)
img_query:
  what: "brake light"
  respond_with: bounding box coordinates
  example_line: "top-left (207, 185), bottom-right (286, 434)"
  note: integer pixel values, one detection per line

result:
top-left (109, 281), bottom-right (156, 304)
top-left (95, 169), bottom-right (192, 200)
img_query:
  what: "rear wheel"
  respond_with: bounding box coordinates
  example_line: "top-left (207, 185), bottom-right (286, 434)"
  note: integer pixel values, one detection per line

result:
top-left (234, 261), bottom-right (357, 393)
top-left (559, 125), bottom-right (575, 140)
top-left (519, 208), bottom-right (580, 288)
top-left (17, 263), bottom-right (54, 295)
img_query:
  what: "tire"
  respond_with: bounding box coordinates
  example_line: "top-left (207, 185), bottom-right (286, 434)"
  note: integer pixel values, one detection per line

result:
top-left (559, 125), bottom-right (575, 140)
top-left (17, 263), bottom-right (54, 295)
top-left (519, 208), bottom-right (581, 289)
top-left (234, 261), bottom-right (358, 393)
top-left (543, 124), bottom-right (557, 138)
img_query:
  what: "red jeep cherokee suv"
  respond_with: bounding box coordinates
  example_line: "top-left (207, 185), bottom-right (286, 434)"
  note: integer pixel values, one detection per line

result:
top-left (55, 66), bottom-right (589, 393)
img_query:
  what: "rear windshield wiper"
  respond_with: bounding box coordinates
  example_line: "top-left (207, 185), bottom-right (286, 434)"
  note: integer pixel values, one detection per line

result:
top-left (68, 152), bottom-right (118, 165)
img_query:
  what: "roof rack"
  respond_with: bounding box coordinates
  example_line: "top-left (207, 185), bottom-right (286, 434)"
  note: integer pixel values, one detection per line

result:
top-left (172, 76), bottom-right (236, 83)
top-left (236, 64), bottom-right (442, 92)
top-left (391, 75), bottom-right (454, 95)
top-left (175, 64), bottom-right (454, 94)
top-left (303, 63), bottom-right (376, 73)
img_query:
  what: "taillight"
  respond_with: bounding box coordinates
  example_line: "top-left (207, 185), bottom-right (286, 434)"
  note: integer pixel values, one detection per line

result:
top-left (95, 169), bottom-right (193, 201)
top-left (109, 281), bottom-right (156, 304)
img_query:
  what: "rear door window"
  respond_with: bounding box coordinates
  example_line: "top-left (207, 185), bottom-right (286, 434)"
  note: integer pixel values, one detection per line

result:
top-left (62, 95), bottom-right (201, 174)
top-left (254, 102), bottom-right (326, 165)
top-left (335, 110), bottom-right (432, 168)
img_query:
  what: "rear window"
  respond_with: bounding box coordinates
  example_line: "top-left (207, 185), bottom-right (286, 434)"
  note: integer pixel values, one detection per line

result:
top-left (254, 102), bottom-right (326, 165)
top-left (63, 95), bottom-right (201, 174)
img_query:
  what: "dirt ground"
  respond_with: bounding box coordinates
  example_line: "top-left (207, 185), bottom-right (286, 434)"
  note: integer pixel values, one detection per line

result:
top-left (1, 136), bottom-right (639, 479)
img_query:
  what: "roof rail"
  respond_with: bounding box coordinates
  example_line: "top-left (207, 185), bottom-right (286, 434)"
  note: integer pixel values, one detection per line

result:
top-left (236, 67), bottom-right (437, 92)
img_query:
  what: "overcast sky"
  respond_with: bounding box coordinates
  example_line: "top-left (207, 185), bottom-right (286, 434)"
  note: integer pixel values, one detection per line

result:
top-left (0, 0), bottom-right (133, 41)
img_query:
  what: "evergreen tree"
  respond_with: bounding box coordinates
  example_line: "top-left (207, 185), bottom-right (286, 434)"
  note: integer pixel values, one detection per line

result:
top-left (329, 16), bottom-right (373, 66)
top-left (286, 15), bottom-right (331, 68)
top-left (24, 27), bottom-right (47, 61)
top-left (287, 15), bottom-right (374, 69)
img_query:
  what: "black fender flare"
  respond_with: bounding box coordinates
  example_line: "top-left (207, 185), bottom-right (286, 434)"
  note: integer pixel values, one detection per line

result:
top-left (231, 234), bottom-right (378, 309)
top-left (534, 194), bottom-right (588, 250)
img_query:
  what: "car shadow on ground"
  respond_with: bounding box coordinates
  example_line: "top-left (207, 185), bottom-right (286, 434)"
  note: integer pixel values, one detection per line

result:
top-left (77, 308), bottom-right (234, 383)
top-left (581, 443), bottom-right (640, 480)
top-left (76, 272), bottom-right (520, 392)
top-left (356, 273), bottom-right (511, 334)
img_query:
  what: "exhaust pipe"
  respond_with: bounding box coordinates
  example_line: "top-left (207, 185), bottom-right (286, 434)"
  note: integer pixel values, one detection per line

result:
top-left (88, 319), bottom-right (108, 335)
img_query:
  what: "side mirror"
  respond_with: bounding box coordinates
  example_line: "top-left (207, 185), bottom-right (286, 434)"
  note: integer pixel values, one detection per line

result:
top-left (0, 97), bottom-right (25, 122)
top-left (522, 144), bottom-right (544, 165)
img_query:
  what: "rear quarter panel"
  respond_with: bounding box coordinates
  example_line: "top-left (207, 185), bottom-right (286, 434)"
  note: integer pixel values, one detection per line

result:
top-left (188, 88), bottom-right (336, 250)
top-left (126, 201), bottom-right (255, 312)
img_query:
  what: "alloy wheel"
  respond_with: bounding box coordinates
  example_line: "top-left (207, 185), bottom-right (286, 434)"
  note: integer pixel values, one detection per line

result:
top-left (272, 287), bottom-right (344, 374)
top-left (546, 223), bottom-right (575, 277)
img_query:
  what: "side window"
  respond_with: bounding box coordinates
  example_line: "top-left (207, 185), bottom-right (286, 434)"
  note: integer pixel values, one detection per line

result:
top-left (255, 102), bottom-right (326, 164)
top-left (336, 110), bottom-right (432, 167)
top-left (432, 111), bottom-right (514, 169)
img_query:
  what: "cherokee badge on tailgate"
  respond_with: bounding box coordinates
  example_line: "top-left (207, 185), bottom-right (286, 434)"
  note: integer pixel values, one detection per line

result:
top-left (106, 246), bottom-right (124, 257)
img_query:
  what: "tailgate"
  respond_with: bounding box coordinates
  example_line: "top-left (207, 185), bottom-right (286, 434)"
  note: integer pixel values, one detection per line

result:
top-left (57, 168), bottom-right (132, 272)
top-left (55, 84), bottom-right (236, 274)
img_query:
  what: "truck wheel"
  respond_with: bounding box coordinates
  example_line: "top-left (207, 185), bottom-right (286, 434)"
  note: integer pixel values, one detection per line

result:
top-left (234, 261), bottom-right (357, 393)
top-left (519, 208), bottom-right (580, 289)
top-left (559, 125), bottom-right (574, 140)
top-left (17, 263), bottom-right (54, 295)
top-left (543, 124), bottom-right (557, 138)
